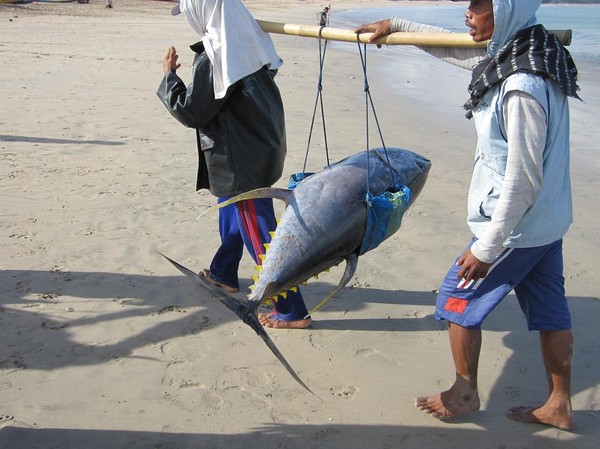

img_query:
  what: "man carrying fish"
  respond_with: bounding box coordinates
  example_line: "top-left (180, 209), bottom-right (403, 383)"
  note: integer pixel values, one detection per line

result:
top-left (357, 0), bottom-right (579, 430)
top-left (158, 0), bottom-right (311, 329)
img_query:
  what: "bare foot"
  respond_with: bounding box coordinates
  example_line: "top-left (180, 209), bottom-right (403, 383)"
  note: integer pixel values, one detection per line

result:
top-left (507, 403), bottom-right (574, 430)
top-left (416, 387), bottom-right (480, 420)
top-left (198, 269), bottom-right (239, 293)
top-left (258, 311), bottom-right (312, 329)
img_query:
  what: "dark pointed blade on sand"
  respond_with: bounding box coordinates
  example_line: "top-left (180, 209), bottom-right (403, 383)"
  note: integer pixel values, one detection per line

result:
top-left (159, 253), bottom-right (248, 317)
top-left (159, 253), bottom-right (316, 396)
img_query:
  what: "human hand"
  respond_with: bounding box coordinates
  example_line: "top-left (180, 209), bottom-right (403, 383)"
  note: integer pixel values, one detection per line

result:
top-left (456, 248), bottom-right (492, 283)
top-left (163, 46), bottom-right (181, 74)
top-left (355, 19), bottom-right (392, 48)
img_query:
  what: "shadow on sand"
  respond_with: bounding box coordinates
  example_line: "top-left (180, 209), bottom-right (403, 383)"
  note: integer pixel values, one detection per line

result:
top-left (1, 268), bottom-right (599, 447)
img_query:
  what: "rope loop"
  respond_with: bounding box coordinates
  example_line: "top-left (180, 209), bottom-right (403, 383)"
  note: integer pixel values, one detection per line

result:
top-left (302, 26), bottom-right (331, 173)
top-left (355, 34), bottom-right (394, 192)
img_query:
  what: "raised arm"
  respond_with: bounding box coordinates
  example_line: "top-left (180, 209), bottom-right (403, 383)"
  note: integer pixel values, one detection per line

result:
top-left (356, 18), bottom-right (485, 70)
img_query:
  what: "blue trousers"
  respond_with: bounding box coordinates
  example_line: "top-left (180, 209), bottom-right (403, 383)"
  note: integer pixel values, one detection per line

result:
top-left (435, 238), bottom-right (570, 331)
top-left (209, 197), bottom-right (309, 321)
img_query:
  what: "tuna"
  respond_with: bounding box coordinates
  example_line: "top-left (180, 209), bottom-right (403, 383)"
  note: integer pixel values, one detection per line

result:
top-left (162, 147), bottom-right (431, 393)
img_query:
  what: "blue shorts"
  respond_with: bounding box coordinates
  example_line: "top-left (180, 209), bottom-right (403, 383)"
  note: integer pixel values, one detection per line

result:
top-left (435, 239), bottom-right (571, 331)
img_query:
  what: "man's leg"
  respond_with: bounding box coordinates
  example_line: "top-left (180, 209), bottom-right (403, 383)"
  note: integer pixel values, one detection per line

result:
top-left (507, 329), bottom-right (574, 430)
top-left (259, 289), bottom-right (311, 329)
top-left (416, 239), bottom-right (510, 420)
top-left (236, 198), bottom-right (311, 328)
top-left (205, 199), bottom-right (244, 291)
top-left (507, 240), bottom-right (574, 429)
top-left (416, 322), bottom-right (481, 418)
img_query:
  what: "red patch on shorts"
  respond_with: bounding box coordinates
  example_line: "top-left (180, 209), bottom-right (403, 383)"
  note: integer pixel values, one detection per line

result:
top-left (445, 296), bottom-right (468, 314)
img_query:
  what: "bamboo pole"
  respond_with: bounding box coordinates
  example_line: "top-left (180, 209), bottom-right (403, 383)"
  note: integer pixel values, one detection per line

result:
top-left (256, 20), bottom-right (572, 48)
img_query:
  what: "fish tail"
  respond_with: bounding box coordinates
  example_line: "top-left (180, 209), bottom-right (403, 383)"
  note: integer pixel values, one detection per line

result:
top-left (241, 308), bottom-right (317, 397)
top-left (159, 253), bottom-right (315, 396)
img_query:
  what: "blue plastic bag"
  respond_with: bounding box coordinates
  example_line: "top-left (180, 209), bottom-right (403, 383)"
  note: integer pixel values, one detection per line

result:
top-left (288, 172), bottom-right (315, 189)
top-left (359, 185), bottom-right (411, 255)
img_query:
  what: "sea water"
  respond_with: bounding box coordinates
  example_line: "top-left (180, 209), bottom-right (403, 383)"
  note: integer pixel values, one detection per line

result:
top-left (332, 3), bottom-right (600, 66)
top-left (326, 3), bottom-right (599, 180)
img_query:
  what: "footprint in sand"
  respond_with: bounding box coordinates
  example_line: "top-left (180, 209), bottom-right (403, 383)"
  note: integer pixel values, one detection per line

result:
top-left (165, 384), bottom-right (224, 413)
top-left (0, 415), bottom-right (14, 424)
top-left (41, 321), bottom-right (68, 330)
top-left (503, 385), bottom-right (521, 401)
top-left (1, 356), bottom-right (27, 372)
top-left (270, 406), bottom-right (307, 424)
top-left (306, 332), bottom-right (334, 350)
top-left (354, 347), bottom-right (401, 366)
top-left (154, 305), bottom-right (186, 315)
top-left (185, 315), bottom-right (212, 335)
top-left (330, 384), bottom-right (359, 398)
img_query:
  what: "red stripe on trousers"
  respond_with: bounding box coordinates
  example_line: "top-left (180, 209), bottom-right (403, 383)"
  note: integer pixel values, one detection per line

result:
top-left (237, 200), bottom-right (264, 265)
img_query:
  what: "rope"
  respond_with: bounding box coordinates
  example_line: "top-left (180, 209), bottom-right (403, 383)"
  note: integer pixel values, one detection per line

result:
top-left (355, 36), bottom-right (395, 197)
top-left (302, 26), bottom-right (331, 173)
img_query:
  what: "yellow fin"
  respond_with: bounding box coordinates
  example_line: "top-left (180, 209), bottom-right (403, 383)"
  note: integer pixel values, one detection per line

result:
top-left (290, 286), bottom-right (298, 293)
top-left (251, 275), bottom-right (259, 283)
top-left (279, 291), bottom-right (288, 299)
top-left (258, 254), bottom-right (266, 262)
top-left (263, 243), bottom-right (270, 251)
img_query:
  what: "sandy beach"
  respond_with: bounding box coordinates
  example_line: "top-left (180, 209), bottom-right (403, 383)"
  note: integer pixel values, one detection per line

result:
top-left (1, 1), bottom-right (599, 447)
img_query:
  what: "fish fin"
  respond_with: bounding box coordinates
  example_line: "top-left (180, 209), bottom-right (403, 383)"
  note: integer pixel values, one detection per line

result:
top-left (159, 252), bottom-right (315, 395)
top-left (243, 311), bottom-right (318, 398)
top-left (306, 254), bottom-right (359, 318)
top-left (218, 188), bottom-right (295, 208)
top-left (159, 252), bottom-right (248, 317)
top-left (197, 188), bottom-right (294, 219)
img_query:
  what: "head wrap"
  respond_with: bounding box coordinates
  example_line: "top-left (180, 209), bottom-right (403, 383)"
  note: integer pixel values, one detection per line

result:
top-left (464, 25), bottom-right (580, 118)
top-left (177, 0), bottom-right (283, 99)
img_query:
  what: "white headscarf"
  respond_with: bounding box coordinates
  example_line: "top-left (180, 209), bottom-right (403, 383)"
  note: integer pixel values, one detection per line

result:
top-left (178, 0), bottom-right (283, 99)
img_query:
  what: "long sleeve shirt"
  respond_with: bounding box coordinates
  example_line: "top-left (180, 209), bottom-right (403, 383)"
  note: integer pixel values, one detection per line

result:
top-left (390, 18), bottom-right (552, 262)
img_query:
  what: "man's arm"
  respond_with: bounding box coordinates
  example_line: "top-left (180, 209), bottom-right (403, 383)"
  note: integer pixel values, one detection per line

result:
top-left (157, 47), bottom-right (224, 129)
top-left (356, 18), bottom-right (484, 70)
top-left (469, 91), bottom-right (547, 263)
top-left (163, 46), bottom-right (181, 74)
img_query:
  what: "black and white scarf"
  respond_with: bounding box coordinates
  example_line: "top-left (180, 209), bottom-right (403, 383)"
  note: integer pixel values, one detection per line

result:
top-left (464, 24), bottom-right (581, 119)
